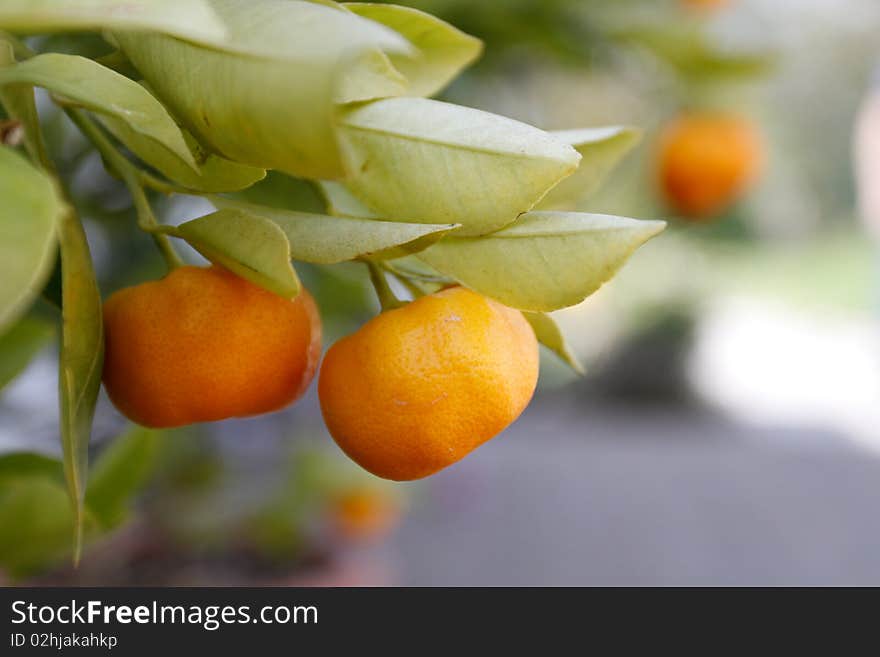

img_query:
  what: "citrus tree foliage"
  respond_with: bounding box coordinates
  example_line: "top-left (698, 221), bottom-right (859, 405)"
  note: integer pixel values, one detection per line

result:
top-left (0, 0), bottom-right (664, 563)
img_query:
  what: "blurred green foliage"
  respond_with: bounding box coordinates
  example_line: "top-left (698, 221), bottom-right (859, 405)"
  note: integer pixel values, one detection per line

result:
top-left (0, 426), bottom-right (161, 579)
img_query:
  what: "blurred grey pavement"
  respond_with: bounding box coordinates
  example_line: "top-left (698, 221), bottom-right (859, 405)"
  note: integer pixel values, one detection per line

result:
top-left (5, 360), bottom-right (880, 586)
top-left (384, 394), bottom-right (880, 586)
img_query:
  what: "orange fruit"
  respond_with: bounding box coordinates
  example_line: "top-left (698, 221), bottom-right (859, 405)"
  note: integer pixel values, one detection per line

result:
top-left (329, 488), bottom-right (401, 543)
top-left (682, 0), bottom-right (729, 11)
top-left (318, 286), bottom-right (539, 481)
top-left (102, 265), bottom-right (321, 428)
top-left (657, 113), bottom-right (764, 219)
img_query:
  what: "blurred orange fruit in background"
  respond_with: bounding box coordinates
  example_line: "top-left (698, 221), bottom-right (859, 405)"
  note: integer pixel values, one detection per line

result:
top-left (329, 488), bottom-right (401, 543)
top-left (657, 112), bottom-right (764, 220)
top-left (682, 0), bottom-right (730, 11)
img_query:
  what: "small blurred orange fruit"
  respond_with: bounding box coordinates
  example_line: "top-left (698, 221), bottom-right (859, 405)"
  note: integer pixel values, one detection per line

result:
top-left (682, 0), bottom-right (730, 11)
top-left (657, 113), bottom-right (764, 220)
top-left (329, 488), bottom-right (401, 543)
top-left (103, 265), bottom-right (321, 428)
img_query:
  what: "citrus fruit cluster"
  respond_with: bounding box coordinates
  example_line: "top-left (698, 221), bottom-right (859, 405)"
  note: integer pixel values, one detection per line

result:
top-left (102, 268), bottom-right (539, 480)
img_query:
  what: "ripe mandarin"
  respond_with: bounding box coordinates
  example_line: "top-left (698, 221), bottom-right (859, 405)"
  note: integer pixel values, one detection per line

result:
top-left (318, 286), bottom-right (539, 481)
top-left (102, 265), bottom-right (321, 428)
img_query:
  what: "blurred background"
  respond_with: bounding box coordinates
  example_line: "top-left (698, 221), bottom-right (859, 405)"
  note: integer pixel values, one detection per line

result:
top-left (2, 0), bottom-right (880, 585)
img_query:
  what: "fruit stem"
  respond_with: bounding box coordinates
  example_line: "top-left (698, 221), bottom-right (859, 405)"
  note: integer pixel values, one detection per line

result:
top-left (366, 261), bottom-right (405, 312)
top-left (382, 264), bottom-right (428, 300)
top-left (139, 169), bottom-right (195, 196)
top-left (66, 108), bottom-right (184, 271)
top-left (0, 35), bottom-right (57, 173)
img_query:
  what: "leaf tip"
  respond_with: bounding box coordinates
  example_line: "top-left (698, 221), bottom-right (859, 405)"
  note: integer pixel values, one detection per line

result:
top-left (646, 219), bottom-right (668, 237)
top-left (570, 357), bottom-right (587, 377)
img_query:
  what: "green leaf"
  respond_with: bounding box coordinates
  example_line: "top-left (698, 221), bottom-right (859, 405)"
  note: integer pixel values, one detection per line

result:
top-left (0, 53), bottom-right (197, 171)
top-left (229, 171), bottom-right (326, 213)
top-left (165, 209), bottom-right (300, 299)
top-left (0, 472), bottom-right (88, 578)
top-left (0, 146), bottom-right (63, 333)
top-left (419, 211), bottom-right (666, 311)
top-left (0, 315), bottom-right (54, 391)
top-left (86, 426), bottom-right (162, 529)
top-left (209, 198), bottom-right (459, 263)
top-left (339, 98), bottom-right (581, 235)
top-left (613, 24), bottom-right (774, 82)
top-left (318, 180), bottom-right (378, 218)
top-left (0, 452), bottom-right (62, 481)
top-left (0, 42), bottom-right (44, 164)
top-left (0, 428), bottom-right (158, 577)
top-left (115, 0), bottom-right (411, 179)
top-left (537, 127), bottom-right (642, 210)
top-left (522, 311), bottom-right (584, 375)
top-left (0, 0), bottom-right (227, 46)
top-left (337, 47), bottom-right (408, 105)
top-left (345, 2), bottom-right (482, 97)
top-left (384, 254), bottom-right (452, 285)
top-left (100, 115), bottom-right (266, 193)
top-left (57, 208), bottom-right (104, 564)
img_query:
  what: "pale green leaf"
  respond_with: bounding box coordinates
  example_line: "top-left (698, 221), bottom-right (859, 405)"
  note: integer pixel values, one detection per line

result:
top-left (86, 426), bottom-right (162, 529)
top-left (164, 209), bottom-right (300, 299)
top-left (203, 0), bottom-right (412, 61)
top-left (0, 53), bottom-right (197, 171)
top-left (345, 2), bottom-right (482, 97)
top-left (0, 146), bottom-right (63, 333)
top-left (0, 0), bottom-right (226, 45)
top-left (318, 180), bottom-right (378, 218)
top-left (208, 199), bottom-right (460, 263)
top-left (0, 315), bottom-right (55, 391)
top-left (57, 208), bottom-right (104, 564)
top-left (522, 311), bottom-right (584, 375)
top-left (339, 98), bottom-right (581, 235)
top-left (337, 48), bottom-right (408, 104)
top-left (420, 211), bottom-right (666, 311)
top-left (384, 254), bottom-right (452, 285)
top-left (100, 115), bottom-right (265, 193)
top-left (0, 42), bottom-right (44, 164)
top-left (538, 126), bottom-right (642, 210)
top-left (228, 171), bottom-right (326, 214)
top-left (115, 0), bottom-right (411, 179)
